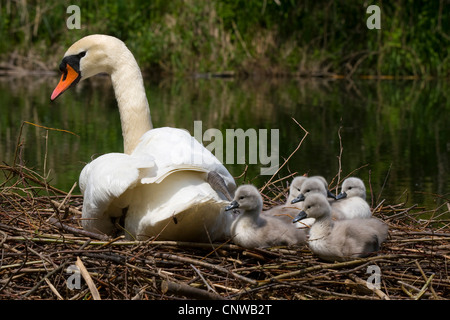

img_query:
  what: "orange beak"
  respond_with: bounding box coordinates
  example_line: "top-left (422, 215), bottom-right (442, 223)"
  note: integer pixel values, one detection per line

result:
top-left (51, 64), bottom-right (80, 101)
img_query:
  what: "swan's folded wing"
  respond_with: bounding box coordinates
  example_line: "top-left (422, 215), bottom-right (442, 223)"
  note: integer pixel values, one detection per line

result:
top-left (133, 127), bottom-right (236, 191)
top-left (80, 127), bottom-right (236, 237)
top-left (128, 171), bottom-right (231, 241)
top-left (79, 152), bottom-right (155, 234)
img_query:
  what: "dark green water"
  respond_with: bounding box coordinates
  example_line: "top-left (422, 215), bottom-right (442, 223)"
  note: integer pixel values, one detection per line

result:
top-left (0, 75), bottom-right (449, 212)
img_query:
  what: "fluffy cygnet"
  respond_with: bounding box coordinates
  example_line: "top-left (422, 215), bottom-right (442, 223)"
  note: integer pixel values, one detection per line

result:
top-left (334, 177), bottom-right (372, 219)
top-left (291, 177), bottom-right (346, 219)
top-left (286, 176), bottom-right (308, 204)
top-left (225, 185), bottom-right (307, 248)
top-left (263, 176), bottom-right (313, 228)
top-left (293, 193), bottom-right (388, 262)
top-left (291, 176), bottom-right (337, 204)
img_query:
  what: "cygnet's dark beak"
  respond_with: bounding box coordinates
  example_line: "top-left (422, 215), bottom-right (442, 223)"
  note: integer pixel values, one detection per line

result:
top-left (335, 191), bottom-right (348, 200)
top-left (293, 211), bottom-right (307, 223)
top-left (225, 200), bottom-right (239, 211)
top-left (291, 194), bottom-right (305, 204)
top-left (327, 190), bottom-right (337, 200)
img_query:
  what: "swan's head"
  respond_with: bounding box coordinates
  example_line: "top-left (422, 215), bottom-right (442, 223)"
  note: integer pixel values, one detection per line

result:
top-left (293, 193), bottom-right (330, 223)
top-left (225, 185), bottom-right (262, 214)
top-left (288, 176), bottom-right (307, 200)
top-left (310, 175), bottom-right (336, 200)
top-left (51, 34), bottom-right (129, 101)
top-left (336, 177), bottom-right (367, 200)
top-left (291, 176), bottom-right (336, 203)
top-left (291, 177), bottom-right (328, 204)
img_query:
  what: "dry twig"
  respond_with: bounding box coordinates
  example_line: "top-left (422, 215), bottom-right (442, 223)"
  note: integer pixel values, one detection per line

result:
top-left (1, 157), bottom-right (449, 300)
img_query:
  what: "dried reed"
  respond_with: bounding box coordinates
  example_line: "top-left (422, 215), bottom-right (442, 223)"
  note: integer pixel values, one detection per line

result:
top-left (1, 160), bottom-right (449, 301)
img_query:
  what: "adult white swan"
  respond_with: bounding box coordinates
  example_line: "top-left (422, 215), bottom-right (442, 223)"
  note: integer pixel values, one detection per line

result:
top-left (51, 35), bottom-right (236, 241)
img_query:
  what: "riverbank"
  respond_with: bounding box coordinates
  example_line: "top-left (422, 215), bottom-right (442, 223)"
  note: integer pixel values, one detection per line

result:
top-left (1, 1), bottom-right (448, 78)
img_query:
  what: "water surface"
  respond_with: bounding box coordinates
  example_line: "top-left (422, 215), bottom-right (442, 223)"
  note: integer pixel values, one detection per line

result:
top-left (0, 75), bottom-right (448, 212)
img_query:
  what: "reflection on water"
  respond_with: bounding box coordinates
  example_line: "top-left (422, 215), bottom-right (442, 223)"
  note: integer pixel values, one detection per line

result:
top-left (0, 75), bottom-right (449, 211)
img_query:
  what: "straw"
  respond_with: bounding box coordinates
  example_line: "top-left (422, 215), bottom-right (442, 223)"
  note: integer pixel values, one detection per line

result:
top-left (1, 143), bottom-right (449, 300)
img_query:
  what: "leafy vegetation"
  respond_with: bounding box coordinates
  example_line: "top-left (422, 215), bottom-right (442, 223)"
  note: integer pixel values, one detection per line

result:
top-left (0, 0), bottom-right (448, 77)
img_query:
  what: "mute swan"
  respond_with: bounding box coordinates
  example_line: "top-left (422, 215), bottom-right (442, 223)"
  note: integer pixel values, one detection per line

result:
top-left (292, 194), bottom-right (388, 262)
top-left (225, 185), bottom-right (307, 248)
top-left (286, 176), bottom-right (308, 204)
top-left (310, 175), bottom-right (337, 200)
top-left (263, 176), bottom-right (314, 228)
top-left (334, 177), bottom-right (372, 219)
top-left (291, 177), bottom-right (346, 219)
top-left (290, 176), bottom-right (335, 202)
top-left (51, 35), bottom-right (236, 241)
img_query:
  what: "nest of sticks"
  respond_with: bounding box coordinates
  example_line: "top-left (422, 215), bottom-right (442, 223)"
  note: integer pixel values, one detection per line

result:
top-left (1, 163), bottom-right (449, 301)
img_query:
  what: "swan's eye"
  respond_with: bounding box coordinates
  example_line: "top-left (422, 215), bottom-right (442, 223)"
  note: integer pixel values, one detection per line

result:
top-left (59, 62), bottom-right (66, 73)
top-left (78, 51), bottom-right (86, 58)
top-left (239, 196), bottom-right (245, 200)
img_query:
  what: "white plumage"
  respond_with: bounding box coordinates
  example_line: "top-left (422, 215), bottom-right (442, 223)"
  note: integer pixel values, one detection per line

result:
top-left (52, 35), bottom-right (236, 241)
top-left (334, 177), bottom-right (372, 219)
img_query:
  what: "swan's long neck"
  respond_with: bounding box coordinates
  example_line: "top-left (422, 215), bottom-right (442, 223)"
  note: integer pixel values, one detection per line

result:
top-left (110, 52), bottom-right (153, 154)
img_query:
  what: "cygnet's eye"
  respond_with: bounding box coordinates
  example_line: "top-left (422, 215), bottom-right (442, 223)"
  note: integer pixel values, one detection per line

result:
top-left (239, 196), bottom-right (245, 200)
